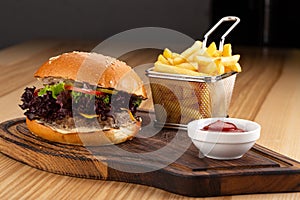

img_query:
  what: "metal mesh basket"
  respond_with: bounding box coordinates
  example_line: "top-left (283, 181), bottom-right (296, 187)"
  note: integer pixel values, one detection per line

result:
top-left (146, 16), bottom-right (240, 129)
top-left (146, 69), bottom-right (237, 129)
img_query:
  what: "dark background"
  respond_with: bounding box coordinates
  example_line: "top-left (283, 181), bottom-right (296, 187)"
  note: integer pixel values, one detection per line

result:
top-left (0, 0), bottom-right (299, 49)
top-left (211, 0), bottom-right (300, 48)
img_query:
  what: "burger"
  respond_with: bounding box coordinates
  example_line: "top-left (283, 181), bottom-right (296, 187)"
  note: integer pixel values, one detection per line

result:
top-left (19, 51), bottom-right (147, 146)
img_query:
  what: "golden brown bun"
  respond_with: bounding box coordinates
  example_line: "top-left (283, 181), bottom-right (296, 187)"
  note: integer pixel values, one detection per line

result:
top-left (26, 118), bottom-right (141, 146)
top-left (34, 51), bottom-right (147, 99)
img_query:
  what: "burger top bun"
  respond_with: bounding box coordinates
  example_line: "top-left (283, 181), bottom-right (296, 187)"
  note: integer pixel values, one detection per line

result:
top-left (34, 51), bottom-right (147, 99)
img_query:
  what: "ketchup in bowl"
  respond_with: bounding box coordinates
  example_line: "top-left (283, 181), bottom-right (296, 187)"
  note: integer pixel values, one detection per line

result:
top-left (201, 120), bottom-right (245, 132)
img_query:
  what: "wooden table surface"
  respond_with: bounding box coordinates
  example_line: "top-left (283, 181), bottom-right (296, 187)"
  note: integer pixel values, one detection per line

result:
top-left (0, 39), bottom-right (299, 199)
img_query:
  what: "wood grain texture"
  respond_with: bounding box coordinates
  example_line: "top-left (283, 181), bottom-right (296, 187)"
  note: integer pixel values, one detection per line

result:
top-left (0, 39), bottom-right (96, 97)
top-left (229, 47), bottom-right (285, 120)
top-left (1, 116), bottom-right (300, 197)
top-left (0, 40), bottom-right (299, 199)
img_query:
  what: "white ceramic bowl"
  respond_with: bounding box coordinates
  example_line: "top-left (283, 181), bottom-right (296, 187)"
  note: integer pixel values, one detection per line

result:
top-left (187, 118), bottom-right (261, 160)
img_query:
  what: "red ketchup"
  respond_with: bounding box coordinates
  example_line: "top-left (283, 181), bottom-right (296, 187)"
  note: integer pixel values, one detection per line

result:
top-left (201, 120), bottom-right (245, 132)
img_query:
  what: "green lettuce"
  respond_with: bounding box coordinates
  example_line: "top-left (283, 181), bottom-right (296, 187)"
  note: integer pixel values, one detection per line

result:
top-left (38, 82), bottom-right (65, 99)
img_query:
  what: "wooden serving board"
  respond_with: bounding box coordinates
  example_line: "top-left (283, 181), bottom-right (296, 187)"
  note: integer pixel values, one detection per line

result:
top-left (0, 112), bottom-right (300, 197)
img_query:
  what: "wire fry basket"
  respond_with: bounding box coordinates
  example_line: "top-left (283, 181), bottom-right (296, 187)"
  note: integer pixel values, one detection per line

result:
top-left (146, 16), bottom-right (240, 130)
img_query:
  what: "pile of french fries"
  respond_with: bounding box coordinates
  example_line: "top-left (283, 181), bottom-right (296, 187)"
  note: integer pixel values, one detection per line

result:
top-left (154, 40), bottom-right (242, 76)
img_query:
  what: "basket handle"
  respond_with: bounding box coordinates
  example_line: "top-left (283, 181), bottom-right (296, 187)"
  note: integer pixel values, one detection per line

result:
top-left (202, 16), bottom-right (240, 51)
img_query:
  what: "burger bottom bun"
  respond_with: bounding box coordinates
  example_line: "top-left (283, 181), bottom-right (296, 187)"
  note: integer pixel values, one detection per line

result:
top-left (26, 118), bottom-right (141, 146)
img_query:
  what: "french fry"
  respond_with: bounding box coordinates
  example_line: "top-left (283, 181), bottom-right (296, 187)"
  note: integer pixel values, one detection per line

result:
top-left (172, 52), bottom-right (181, 58)
top-left (213, 50), bottom-right (223, 57)
top-left (188, 62), bottom-right (199, 70)
top-left (218, 65), bottom-right (225, 74)
top-left (198, 61), bottom-right (218, 75)
top-left (163, 48), bottom-right (173, 59)
top-left (173, 56), bottom-right (186, 65)
top-left (186, 48), bottom-right (205, 62)
top-left (215, 59), bottom-right (225, 74)
top-left (181, 41), bottom-right (202, 58)
top-left (154, 62), bottom-right (208, 76)
top-left (222, 43), bottom-right (232, 56)
top-left (167, 58), bottom-right (174, 65)
top-left (224, 66), bottom-right (232, 73)
top-left (155, 41), bottom-right (242, 76)
top-left (220, 54), bottom-right (240, 66)
top-left (175, 62), bottom-right (198, 71)
top-left (157, 54), bottom-right (169, 64)
top-left (228, 62), bottom-right (242, 72)
top-left (194, 55), bottom-right (214, 67)
top-left (204, 42), bottom-right (217, 57)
